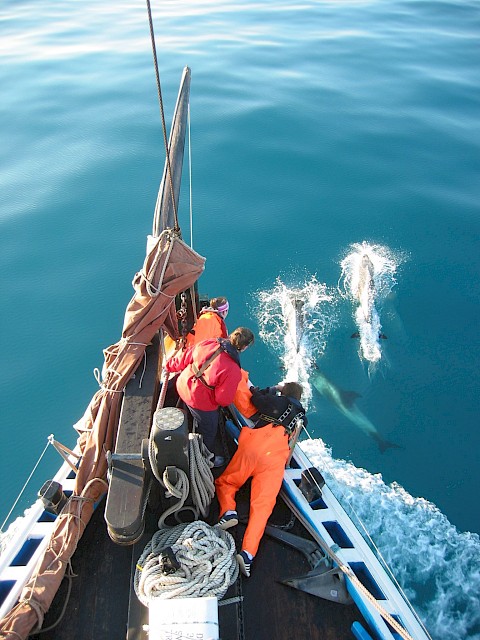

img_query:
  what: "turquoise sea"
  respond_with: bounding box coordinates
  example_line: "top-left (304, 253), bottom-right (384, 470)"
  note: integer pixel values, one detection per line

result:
top-left (1, 1), bottom-right (479, 638)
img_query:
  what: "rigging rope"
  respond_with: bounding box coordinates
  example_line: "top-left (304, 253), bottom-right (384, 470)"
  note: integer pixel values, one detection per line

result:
top-left (134, 521), bottom-right (238, 604)
top-left (145, 0), bottom-right (178, 233)
top-left (188, 103), bottom-right (193, 248)
top-left (23, 477), bottom-right (109, 632)
top-left (311, 532), bottom-right (416, 640)
top-left (0, 440), bottom-right (51, 533)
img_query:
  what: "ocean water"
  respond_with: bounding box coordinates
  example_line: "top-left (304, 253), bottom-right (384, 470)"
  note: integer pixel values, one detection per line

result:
top-left (1, 1), bottom-right (479, 638)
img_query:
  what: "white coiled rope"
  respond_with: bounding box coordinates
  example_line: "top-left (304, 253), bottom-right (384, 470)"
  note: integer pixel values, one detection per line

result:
top-left (134, 521), bottom-right (239, 605)
top-left (188, 433), bottom-right (215, 518)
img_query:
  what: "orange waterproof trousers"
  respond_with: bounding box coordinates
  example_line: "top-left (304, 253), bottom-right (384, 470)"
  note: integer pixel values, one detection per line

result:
top-left (215, 424), bottom-right (290, 556)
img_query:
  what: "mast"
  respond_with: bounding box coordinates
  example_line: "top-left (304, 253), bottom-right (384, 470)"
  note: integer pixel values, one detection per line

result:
top-left (152, 66), bottom-right (191, 237)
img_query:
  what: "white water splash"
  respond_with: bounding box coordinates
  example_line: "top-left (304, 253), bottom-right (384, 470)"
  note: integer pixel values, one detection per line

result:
top-left (301, 438), bottom-right (480, 640)
top-left (255, 276), bottom-right (337, 408)
top-left (339, 242), bottom-right (405, 372)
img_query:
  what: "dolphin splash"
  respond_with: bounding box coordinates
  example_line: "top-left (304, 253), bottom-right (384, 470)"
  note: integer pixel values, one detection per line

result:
top-left (310, 368), bottom-right (401, 453)
top-left (255, 277), bottom-right (336, 408)
top-left (339, 242), bottom-right (401, 367)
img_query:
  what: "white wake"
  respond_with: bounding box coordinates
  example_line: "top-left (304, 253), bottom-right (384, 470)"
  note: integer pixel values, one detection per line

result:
top-left (301, 438), bottom-right (480, 640)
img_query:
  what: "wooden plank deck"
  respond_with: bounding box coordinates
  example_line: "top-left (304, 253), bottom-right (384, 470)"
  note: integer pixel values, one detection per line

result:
top-left (36, 486), bottom-right (360, 640)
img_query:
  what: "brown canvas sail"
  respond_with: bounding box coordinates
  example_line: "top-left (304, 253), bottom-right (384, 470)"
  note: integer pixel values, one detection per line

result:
top-left (0, 230), bottom-right (205, 640)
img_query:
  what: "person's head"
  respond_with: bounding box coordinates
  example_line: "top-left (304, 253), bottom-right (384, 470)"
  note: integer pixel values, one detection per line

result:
top-left (281, 382), bottom-right (303, 401)
top-left (229, 327), bottom-right (254, 352)
top-left (210, 296), bottom-right (229, 319)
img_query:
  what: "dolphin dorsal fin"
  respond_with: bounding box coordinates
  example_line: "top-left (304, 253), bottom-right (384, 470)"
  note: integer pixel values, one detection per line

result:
top-left (340, 390), bottom-right (362, 407)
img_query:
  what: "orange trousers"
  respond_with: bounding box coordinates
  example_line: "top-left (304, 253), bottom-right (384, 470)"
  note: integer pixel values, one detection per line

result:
top-left (215, 425), bottom-right (290, 556)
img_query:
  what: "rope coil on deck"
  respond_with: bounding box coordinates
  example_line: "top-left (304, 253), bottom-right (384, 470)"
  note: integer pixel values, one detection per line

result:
top-left (157, 468), bottom-right (191, 530)
top-left (134, 521), bottom-right (239, 605)
top-left (188, 433), bottom-right (215, 518)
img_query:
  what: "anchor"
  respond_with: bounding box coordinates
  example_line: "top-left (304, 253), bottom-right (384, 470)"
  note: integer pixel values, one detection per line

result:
top-left (265, 525), bottom-right (353, 605)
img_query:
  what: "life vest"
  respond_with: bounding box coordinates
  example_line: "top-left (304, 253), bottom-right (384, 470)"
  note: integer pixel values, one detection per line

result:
top-left (253, 398), bottom-right (305, 436)
top-left (168, 338), bottom-right (242, 412)
top-left (191, 346), bottom-right (223, 389)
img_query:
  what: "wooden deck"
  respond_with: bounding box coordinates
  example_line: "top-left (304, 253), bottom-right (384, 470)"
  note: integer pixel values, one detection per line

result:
top-left (34, 484), bottom-right (361, 640)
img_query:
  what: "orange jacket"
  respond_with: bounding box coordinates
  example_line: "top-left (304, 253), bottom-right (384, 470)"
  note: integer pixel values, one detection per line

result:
top-left (165, 338), bottom-right (242, 411)
top-left (186, 309), bottom-right (228, 346)
top-left (233, 369), bottom-right (257, 418)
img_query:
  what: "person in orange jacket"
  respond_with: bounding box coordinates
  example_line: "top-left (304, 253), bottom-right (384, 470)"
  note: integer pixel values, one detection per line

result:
top-left (215, 376), bottom-right (306, 577)
top-left (186, 297), bottom-right (229, 346)
top-left (165, 327), bottom-right (254, 464)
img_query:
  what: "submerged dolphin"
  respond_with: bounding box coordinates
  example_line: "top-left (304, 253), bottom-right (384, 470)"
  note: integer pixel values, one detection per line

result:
top-left (310, 369), bottom-right (400, 453)
top-left (351, 254), bottom-right (387, 340)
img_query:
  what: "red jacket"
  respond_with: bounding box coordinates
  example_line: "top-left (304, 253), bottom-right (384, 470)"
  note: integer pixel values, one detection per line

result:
top-left (186, 309), bottom-right (228, 347)
top-left (165, 338), bottom-right (242, 411)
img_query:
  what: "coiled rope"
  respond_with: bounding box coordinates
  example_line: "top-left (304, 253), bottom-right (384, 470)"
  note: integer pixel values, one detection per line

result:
top-left (134, 521), bottom-right (238, 605)
top-left (188, 433), bottom-right (215, 518)
top-left (157, 467), bottom-right (191, 530)
top-left (155, 434), bottom-right (215, 528)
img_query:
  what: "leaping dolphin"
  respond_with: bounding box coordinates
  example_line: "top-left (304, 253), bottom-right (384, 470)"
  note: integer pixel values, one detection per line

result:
top-left (310, 369), bottom-right (400, 453)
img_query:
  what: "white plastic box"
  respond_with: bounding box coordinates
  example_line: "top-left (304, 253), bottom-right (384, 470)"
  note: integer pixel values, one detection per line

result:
top-left (148, 596), bottom-right (219, 640)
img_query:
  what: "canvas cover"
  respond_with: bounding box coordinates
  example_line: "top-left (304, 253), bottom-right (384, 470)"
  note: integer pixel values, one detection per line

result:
top-left (0, 230), bottom-right (205, 639)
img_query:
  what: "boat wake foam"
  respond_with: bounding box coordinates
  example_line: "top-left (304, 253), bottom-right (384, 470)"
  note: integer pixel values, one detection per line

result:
top-left (301, 438), bottom-right (480, 640)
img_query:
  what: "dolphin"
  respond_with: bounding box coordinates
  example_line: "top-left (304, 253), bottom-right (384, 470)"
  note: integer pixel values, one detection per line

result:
top-left (282, 294), bottom-right (305, 353)
top-left (358, 254), bottom-right (375, 323)
top-left (351, 254), bottom-right (387, 340)
top-left (310, 369), bottom-right (400, 453)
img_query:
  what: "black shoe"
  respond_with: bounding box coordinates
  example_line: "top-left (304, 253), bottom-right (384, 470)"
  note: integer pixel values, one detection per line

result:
top-left (236, 551), bottom-right (253, 577)
top-left (218, 511), bottom-right (238, 530)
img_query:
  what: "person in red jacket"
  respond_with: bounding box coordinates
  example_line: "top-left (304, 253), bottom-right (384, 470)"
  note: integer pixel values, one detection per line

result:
top-left (186, 297), bottom-right (229, 346)
top-left (165, 327), bottom-right (254, 465)
top-left (216, 377), bottom-right (306, 577)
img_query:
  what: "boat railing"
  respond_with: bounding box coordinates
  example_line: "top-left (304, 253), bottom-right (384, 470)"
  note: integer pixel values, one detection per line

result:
top-left (296, 439), bottom-right (432, 639)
